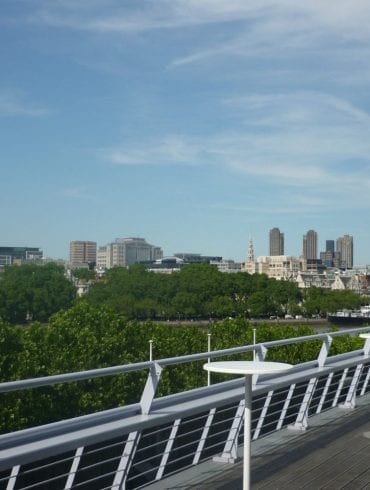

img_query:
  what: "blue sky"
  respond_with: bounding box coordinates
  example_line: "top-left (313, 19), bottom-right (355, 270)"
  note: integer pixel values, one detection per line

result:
top-left (1, 1), bottom-right (370, 263)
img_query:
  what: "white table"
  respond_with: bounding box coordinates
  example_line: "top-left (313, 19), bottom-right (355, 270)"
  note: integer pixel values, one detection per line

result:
top-left (203, 361), bottom-right (293, 490)
top-left (359, 333), bottom-right (370, 339)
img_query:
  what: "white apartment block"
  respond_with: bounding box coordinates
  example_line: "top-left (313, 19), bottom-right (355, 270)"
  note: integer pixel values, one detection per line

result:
top-left (97, 237), bottom-right (163, 270)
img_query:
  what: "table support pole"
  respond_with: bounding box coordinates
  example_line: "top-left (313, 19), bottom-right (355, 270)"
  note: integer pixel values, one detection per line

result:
top-left (244, 374), bottom-right (252, 490)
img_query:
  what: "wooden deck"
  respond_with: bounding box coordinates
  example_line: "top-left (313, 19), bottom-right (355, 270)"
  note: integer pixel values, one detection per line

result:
top-left (148, 394), bottom-right (370, 490)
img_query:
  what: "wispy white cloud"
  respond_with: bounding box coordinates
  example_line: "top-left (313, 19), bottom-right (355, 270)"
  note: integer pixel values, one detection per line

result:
top-left (0, 90), bottom-right (49, 117)
top-left (101, 91), bottom-right (370, 210)
top-left (61, 186), bottom-right (91, 199)
top-left (27, 1), bottom-right (370, 40)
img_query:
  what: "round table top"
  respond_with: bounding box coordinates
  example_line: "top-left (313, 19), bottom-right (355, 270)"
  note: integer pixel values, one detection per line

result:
top-left (359, 333), bottom-right (370, 339)
top-left (203, 360), bottom-right (293, 375)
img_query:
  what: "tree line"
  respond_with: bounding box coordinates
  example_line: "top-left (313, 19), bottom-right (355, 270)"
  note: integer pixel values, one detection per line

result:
top-left (0, 263), bottom-right (367, 326)
top-left (83, 263), bottom-right (366, 320)
top-left (0, 303), bottom-right (364, 434)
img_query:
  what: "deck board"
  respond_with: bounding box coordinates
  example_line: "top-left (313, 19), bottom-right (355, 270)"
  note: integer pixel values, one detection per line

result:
top-left (195, 403), bottom-right (370, 490)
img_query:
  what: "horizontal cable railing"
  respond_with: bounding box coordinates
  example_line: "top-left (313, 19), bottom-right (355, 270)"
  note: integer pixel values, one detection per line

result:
top-left (1, 326), bottom-right (370, 489)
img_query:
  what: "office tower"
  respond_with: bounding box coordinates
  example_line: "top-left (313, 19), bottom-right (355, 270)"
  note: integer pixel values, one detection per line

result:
top-left (326, 240), bottom-right (335, 253)
top-left (0, 246), bottom-right (43, 266)
top-left (303, 230), bottom-right (318, 260)
top-left (69, 241), bottom-right (97, 266)
top-left (269, 228), bottom-right (284, 256)
top-left (98, 237), bottom-right (163, 269)
top-left (336, 235), bottom-right (353, 269)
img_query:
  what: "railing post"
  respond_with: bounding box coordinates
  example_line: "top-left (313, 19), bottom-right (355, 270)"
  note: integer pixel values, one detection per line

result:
top-left (65, 447), bottom-right (84, 489)
top-left (213, 400), bottom-right (244, 463)
top-left (360, 366), bottom-right (370, 395)
top-left (193, 408), bottom-right (216, 465)
top-left (340, 364), bottom-right (363, 409)
top-left (112, 431), bottom-right (141, 489)
top-left (332, 368), bottom-right (348, 407)
top-left (207, 333), bottom-right (211, 387)
top-left (156, 418), bottom-right (181, 480)
top-left (316, 372), bottom-right (333, 414)
top-left (276, 383), bottom-right (295, 430)
top-left (140, 362), bottom-right (163, 415)
top-left (318, 335), bottom-right (332, 367)
top-left (253, 390), bottom-right (273, 440)
top-left (6, 465), bottom-right (20, 490)
top-left (288, 377), bottom-right (317, 431)
top-left (253, 344), bottom-right (267, 388)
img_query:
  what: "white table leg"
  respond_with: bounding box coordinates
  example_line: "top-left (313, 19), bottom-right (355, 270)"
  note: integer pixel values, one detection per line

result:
top-left (244, 374), bottom-right (252, 490)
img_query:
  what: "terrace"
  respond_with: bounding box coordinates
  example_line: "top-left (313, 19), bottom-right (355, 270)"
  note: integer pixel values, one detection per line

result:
top-left (1, 326), bottom-right (370, 489)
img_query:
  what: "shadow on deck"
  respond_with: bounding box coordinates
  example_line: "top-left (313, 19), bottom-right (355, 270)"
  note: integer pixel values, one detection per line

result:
top-left (149, 394), bottom-right (370, 490)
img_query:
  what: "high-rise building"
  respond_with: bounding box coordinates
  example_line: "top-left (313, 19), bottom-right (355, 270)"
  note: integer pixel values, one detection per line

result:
top-left (303, 230), bottom-right (318, 260)
top-left (97, 237), bottom-right (163, 269)
top-left (336, 235), bottom-right (353, 269)
top-left (326, 240), bottom-right (335, 253)
top-left (69, 241), bottom-right (97, 266)
top-left (269, 228), bottom-right (284, 256)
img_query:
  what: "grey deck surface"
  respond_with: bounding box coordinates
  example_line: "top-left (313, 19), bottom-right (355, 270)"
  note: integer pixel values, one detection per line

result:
top-left (147, 395), bottom-right (370, 490)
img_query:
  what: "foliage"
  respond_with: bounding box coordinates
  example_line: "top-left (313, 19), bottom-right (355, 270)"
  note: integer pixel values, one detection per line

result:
top-left (71, 268), bottom-right (96, 281)
top-left (83, 264), bottom-right (306, 320)
top-left (1, 304), bottom-right (365, 434)
top-left (0, 263), bottom-right (76, 324)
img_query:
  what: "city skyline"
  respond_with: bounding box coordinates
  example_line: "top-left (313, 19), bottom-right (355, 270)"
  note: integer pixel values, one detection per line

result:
top-left (2, 2), bottom-right (370, 263)
top-left (0, 227), bottom-right (361, 265)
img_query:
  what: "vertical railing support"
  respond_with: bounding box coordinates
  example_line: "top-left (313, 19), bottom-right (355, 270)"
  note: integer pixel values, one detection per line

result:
top-left (360, 366), bottom-right (370, 395)
top-left (140, 362), bottom-right (163, 415)
top-left (193, 408), bottom-right (216, 465)
top-left (253, 390), bottom-right (273, 440)
top-left (316, 373), bottom-right (333, 414)
top-left (112, 431), bottom-right (141, 490)
top-left (253, 344), bottom-right (267, 388)
top-left (288, 377), bottom-right (317, 431)
top-left (213, 400), bottom-right (244, 463)
top-left (6, 465), bottom-right (20, 490)
top-left (318, 335), bottom-right (332, 367)
top-left (332, 368), bottom-right (348, 407)
top-left (65, 447), bottom-right (84, 489)
top-left (156, 418), bottom-right (181, 480)
top-left (276, 384), bottom-right (295, 430)
top-left (340, 365), bottom-right (363, 409)
top-left (207, 333), bottom-right (211, 387)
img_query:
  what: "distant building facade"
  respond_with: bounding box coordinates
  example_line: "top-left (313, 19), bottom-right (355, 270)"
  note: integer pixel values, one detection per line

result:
top-left (254, 255), bottom-right (306, 280)
top-left (336, 235), bottom-right (353, 269)
top-left (97, 237), bottom-right (163, 269)
top-left (0, 246), bottom-right (43, 267)
top-left (303, 230), bottom-right (317, 260)
top-left (269, 228), bottom-right (284, 256)
top-left (69, 241), bottom-right (97, 267)
top-left (210, 259), bottom-right (242, 273)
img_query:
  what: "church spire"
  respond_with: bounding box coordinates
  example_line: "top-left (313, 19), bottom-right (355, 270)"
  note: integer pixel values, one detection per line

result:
top-left (247, 237), bottom-right (254, 263)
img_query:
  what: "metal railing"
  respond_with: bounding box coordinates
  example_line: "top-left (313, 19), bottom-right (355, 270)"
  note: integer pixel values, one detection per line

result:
top-left (1, 326), bottom-right (370, 489)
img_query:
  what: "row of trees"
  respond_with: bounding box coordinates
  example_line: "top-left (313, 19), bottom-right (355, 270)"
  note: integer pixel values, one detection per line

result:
top-left (0, 263), bottom-right (367, 325)
top-left (84, 264), bottom-right (366, 320)
top-left (0, 303), bottom-right (365, 434)
top-left (0, 263), bottom-right (76, 324)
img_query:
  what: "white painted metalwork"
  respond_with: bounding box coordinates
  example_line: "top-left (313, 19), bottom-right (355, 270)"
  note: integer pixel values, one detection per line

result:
top-left (156, 418), bottom-right (181, 480)
top-left (333, 368), bottom-right (348, 407)
top-left (193, 408), bottom-right (216, 465)
top-left (253, 389), bottom-right (273, 440)
top-left (316, 372), bottom-right (333, 414)
top-left (0, 326), bottom-right (370, 489)
top-left (64, 446), bottom-right (83, 489)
